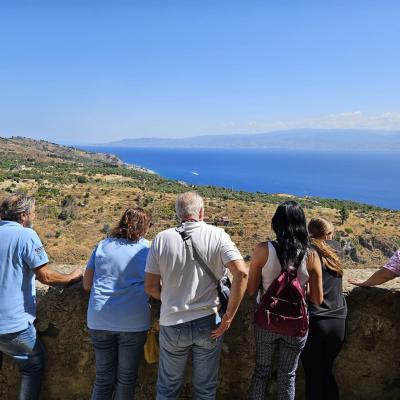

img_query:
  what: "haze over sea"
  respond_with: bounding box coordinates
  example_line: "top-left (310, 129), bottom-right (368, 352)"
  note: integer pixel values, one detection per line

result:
top-left (82, 147), bottom-right (400, 210)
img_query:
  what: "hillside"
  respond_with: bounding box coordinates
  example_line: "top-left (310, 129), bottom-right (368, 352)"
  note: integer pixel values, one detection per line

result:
top-left (0, 136), bottom-right (399, 269)
top-left (0, 136), bottom-right (124, 165)
top-left (97, 129), bottom-right (400, 151)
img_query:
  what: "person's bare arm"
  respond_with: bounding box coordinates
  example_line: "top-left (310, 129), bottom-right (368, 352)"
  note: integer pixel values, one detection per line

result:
top-left (34, 264), bottom-right (83, 286)
top-left (349, 268), bottom-right (398, 287)
top-left (247, 243), bottom-right (268, 296)
top-left (211, 258), bottom-right (249, 338)
top-left (83, 267), bottom-right (94, 291)
top-left (306, 251), bottom-right (323, 305)
top-left (144, 272), bottom-right (162, 300)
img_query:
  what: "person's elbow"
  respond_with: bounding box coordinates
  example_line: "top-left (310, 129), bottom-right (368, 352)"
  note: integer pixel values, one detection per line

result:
top-left (228, 259), bottom-right (249, 281)
top-left (247, 285), bottom-right (258, 297)
top-left (34, 265), bottom-right (51, 285)
top-left (308, 293), bottom-right (324, 305)
top-left (82, 280), bottom-right (92, 292)
top-left (144, 273), bottom-right (161, 297)
top-left (246, 277), bottom-right (259, 296)
top-left (144, 281), bottom-right (153, 296)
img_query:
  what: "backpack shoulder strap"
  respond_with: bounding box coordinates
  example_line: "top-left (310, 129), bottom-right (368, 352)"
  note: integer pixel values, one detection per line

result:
top-left (175, 225), bottom-right (219, 286)
top-left (270, 241), bottom-right (285, 270)
top-left (270, 240), bottom-right (306, 272)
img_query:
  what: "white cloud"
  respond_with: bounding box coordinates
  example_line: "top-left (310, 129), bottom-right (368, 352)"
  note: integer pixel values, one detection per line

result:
top-left (241, 112), bottom-right (400, 132)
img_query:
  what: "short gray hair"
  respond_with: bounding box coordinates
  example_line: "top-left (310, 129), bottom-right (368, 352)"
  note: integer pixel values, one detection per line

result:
top-left (175, 192), bottom-right (204, 222)
top-left (0, 193), bottom-right (35, 222)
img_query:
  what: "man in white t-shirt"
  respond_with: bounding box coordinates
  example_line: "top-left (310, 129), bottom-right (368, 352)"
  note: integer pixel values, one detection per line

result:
top-left (145, 192), bottom-right (248, 400)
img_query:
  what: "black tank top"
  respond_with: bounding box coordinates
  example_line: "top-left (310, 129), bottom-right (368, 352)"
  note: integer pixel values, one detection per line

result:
top-left (308, 240), bottom-right (348, 319)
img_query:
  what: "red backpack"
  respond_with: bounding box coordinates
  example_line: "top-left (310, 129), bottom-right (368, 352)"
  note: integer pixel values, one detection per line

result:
top-left (254, 241), bottom-right (308, 337)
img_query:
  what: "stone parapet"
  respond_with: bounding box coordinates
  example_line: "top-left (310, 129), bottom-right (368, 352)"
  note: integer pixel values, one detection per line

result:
top-left (1, 267), bottom-right (399, 399)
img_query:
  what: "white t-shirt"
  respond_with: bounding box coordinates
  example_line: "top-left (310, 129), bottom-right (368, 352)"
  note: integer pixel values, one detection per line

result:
top-left (145, 221), bottom-right (243, 326)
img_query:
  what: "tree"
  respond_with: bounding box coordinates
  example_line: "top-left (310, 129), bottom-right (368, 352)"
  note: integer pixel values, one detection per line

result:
top-left (339, 206), bottom-right (350, 225)
top-left (77, 175), bottom-right (88, 183)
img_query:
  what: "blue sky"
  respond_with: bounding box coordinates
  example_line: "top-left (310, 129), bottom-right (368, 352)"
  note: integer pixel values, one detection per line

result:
top-left (1, 1), bottom-right (400, 144)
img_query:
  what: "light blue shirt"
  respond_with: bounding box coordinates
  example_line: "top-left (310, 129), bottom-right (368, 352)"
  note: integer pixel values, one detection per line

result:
top-left (87, 237), bottom-right (151, 332)
top-left (0, 221), bottom-right (49, 334)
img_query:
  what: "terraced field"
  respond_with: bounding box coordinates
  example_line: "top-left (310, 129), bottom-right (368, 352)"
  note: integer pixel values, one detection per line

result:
top-left (1, 136), bottom-right (399, 269)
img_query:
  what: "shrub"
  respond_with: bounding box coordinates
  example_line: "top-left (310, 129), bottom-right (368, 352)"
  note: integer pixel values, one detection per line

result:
top-left (339, 206), bottom-right (350, 225)
top-left (101, 224), bottom-right (110, 234)
top-left (77, 175), bottom-right (88, 183)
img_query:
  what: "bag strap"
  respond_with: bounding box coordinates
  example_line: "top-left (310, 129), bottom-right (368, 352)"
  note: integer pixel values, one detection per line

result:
top-left (175, 225), bottom-right (219, 286)
top-left (270, 241), bottom-right (306, 273)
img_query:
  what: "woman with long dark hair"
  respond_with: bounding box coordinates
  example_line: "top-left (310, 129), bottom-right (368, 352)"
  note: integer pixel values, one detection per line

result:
top-left (83, 207), bottom-right (152, 400)
top-left (301, 217), bottom-right (347, 400)
top-left (247, 201), bottom-right (323, 400)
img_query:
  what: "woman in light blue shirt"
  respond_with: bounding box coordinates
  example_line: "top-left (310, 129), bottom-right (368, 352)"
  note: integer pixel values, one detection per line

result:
top-left (83, 207), bottom-right (152, 400)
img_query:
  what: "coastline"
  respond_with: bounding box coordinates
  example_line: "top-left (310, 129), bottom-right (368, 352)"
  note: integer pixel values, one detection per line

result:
top-left (76, 144), bottom-right (397, 212)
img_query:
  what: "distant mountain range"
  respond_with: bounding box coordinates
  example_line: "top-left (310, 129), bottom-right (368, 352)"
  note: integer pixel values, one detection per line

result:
top-left (96, 129), bottom-right (400, 150)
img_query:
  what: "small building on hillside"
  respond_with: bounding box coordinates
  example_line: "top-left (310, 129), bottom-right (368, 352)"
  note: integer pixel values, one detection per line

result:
top-left (214, 216), bottom-right (230, 226)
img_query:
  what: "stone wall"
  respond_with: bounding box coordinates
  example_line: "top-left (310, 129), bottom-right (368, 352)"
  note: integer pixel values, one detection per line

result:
top-left (1, 268), bottom-right (400, 399)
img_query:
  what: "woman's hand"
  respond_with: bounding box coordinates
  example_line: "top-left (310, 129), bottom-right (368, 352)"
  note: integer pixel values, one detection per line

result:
top-left (348, 268), bottom-right (397, 288)
top-left (348, 278), bottom-right (369, 287)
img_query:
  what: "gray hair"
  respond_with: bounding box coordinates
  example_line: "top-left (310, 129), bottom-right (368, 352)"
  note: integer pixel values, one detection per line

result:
top-left (0, 193), bottom-right (35, 222)
top-left (175, 192), bottom-right (204, 222)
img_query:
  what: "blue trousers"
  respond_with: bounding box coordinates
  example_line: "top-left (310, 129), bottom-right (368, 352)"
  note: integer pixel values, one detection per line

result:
top-left (89, 329), bottom-right (147, 400)
top-left (157, 313), bottom-right (223, 400)
top-left (0, 322), bottom-right (45, 400)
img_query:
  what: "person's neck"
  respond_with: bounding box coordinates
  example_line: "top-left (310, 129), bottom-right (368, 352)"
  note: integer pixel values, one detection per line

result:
top-left (182, 218), bottom-right (200, 223)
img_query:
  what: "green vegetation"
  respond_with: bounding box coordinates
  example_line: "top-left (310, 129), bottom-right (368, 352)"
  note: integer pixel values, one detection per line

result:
top-left (77, 175), bottom-right (89, 183)
top-left (1, 137), bottom-right (399, 269)
top-left (0, 140), bottom-right (393, 214)
top-left (339, 206), bottom-right (350, 224)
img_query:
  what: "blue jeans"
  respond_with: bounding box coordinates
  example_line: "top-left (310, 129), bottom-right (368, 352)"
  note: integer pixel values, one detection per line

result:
top-left (157, 313), bottom-right (223, 400)
top-left (89, 329), bottom-right (147, 400)
top-left (0, 322), bottom-right (45, 400)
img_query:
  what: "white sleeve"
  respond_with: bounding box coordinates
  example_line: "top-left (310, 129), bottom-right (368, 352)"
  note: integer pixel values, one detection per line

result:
top-left (145, 236), bottom-right (161, 274)
top-left (219, 229), bottom-right (243, 265)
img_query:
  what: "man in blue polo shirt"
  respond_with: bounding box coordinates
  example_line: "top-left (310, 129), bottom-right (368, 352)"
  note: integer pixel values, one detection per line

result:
top-left (0, 193), bottom-right (82, 400)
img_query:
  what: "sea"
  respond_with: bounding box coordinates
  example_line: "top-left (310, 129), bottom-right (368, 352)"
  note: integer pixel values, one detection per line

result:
top-left (81, 147), bottom-right (400, 210)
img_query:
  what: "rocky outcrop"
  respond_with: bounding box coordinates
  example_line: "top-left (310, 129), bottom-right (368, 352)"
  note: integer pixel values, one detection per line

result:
top-left (1, 268), bottom-right (400, 400)
top-left (371, 237), bottom-right (398, 258)
top-left (341, 240), bottom-right (362, 263)
top-left (358, 235), bottom-right (398, 258)
top-left (358, 235), bottom-right (374, 251)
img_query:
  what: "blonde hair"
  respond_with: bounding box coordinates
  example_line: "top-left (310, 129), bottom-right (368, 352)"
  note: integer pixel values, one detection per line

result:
top-left (109, 207), bottom-right (151, 242)
top-left (308, 218), bottom-right (343, 275)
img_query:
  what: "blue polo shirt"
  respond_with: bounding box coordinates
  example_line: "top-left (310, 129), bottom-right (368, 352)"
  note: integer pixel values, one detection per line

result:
top-left (86, 237), bottom-right (151, 332)
top-left (0, 221), bottom-right (49, 334)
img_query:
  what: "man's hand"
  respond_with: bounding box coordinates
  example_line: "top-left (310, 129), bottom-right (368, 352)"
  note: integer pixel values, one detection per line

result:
top-left (211, 313), bottom-right (233, 339)
top-left (68, 268), bottom-right (83, 285)
top-left (34, 264), bottom-right (83, 286)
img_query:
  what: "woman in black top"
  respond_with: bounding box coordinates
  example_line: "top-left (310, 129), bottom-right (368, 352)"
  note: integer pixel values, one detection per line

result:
top-left (301, 218), bottom-right (347, 400)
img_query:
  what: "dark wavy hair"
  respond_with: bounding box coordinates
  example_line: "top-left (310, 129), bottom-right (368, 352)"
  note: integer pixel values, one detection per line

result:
top-left (271, 201), bottom-right (309, 267)
top-left (109, 207), bottom-right (152, 242)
